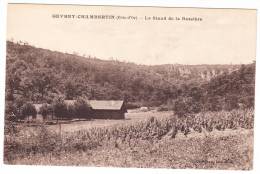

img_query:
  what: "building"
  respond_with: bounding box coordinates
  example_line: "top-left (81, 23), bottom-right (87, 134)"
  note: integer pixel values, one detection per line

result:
top-left (64, 99), bottom-right (127, 119)
top-left (89, 100), bottom-right (127, 119)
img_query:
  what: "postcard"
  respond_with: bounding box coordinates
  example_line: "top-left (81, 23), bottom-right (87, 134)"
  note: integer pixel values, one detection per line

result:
top-left (4, 3), bottom-right (256, 170)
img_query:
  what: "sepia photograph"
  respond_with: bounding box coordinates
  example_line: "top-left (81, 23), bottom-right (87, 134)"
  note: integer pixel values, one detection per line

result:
top-left (3, 3), bottom-right (257, 170)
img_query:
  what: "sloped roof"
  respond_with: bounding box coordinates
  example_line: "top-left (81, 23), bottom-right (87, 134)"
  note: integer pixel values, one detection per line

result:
top-left (89, 100), bottom-right (124, 110)
top-left (64, 100), bottom-right (124, 110)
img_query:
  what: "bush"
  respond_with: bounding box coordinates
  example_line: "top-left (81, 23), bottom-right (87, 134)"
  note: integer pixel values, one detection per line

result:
top-left (126, 102), bottom-right (141, 109)
top-left (8, 96), bottom-right (26, 120)
top-left (52, 96), bottom-right (67, 119)
top-left (223, 95), bottom-right (239, 111)
top-left (20, 102), bottom-right (37, 120)
top-left (74, 97), bottom-right (91, 119)
top-left (5, 101), bottom-right (17, 121)
top-left (39, 103), bottom-right (52, 120)
top-left (238, 96), bottom-right (255, 109)
top-left (66, 104), bottom-right (76, 119)
top-left (172, 97), bottom-right (203, 117)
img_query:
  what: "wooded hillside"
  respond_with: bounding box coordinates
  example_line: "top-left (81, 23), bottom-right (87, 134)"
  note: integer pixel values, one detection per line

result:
top-left (5, 41), bottom-right (254, 111)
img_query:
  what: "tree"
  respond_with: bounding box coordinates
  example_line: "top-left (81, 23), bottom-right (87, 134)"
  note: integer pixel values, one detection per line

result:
top-left (172, 97), bottom-right (202, 117)
top-left (66, 104), bottom-right (76, 119)
top-left (74, 97), bottom-right (91, 119)
top-left (204, 96), bottom-right (222, 112)
top-left (21, 102), bottom-right (37, 120)
top-left (6, 58), bottom-right (30, 102)
top-left (64, 77), bottom-right (77, 100)
top-left (13, 96), bottom-right (26, 120)
top-left (29, 68), bottom-right (56, 102)
top-left (172, 98), bottom-right (189, 117)
top-left (189, 86), bottom-right (203, 102)
top-left (224, 95), bottom-right (239, 111)
top-left (52, 96), bottom-right (67, 120)
top-left (238, 96), bottom-right (254, 108)
top-left (5, 101), bottom-right (17, 122)
top-left (39, 103), bottom-right (51, 120)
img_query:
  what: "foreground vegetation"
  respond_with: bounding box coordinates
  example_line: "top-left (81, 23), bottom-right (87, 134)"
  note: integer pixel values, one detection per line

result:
top-left (4, 109), bottom-right (254, 169)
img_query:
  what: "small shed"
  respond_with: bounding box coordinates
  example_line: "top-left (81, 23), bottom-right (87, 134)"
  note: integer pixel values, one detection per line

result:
top-left (64, 99), bottom-right (127, 119)
top-left (89, 100), bottom-right (127, 119)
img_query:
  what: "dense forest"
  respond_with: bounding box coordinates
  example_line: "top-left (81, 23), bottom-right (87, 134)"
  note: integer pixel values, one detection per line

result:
top-left (5, 41), bottom-right (255, 117)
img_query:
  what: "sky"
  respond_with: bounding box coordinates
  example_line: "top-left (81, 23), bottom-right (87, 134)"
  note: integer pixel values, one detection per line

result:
top-left (7, 4), bottom-right (257, 65)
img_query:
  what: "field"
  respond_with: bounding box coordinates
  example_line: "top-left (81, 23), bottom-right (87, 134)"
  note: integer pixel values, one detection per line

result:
top-left (4, 109), bottom-right (254, 170)
top-left (14, 110), bottom-right (172, 134)
top-left (10, 129), bottom-right (253, 169)
top-left (47, 110), bottom-right (173, 133)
